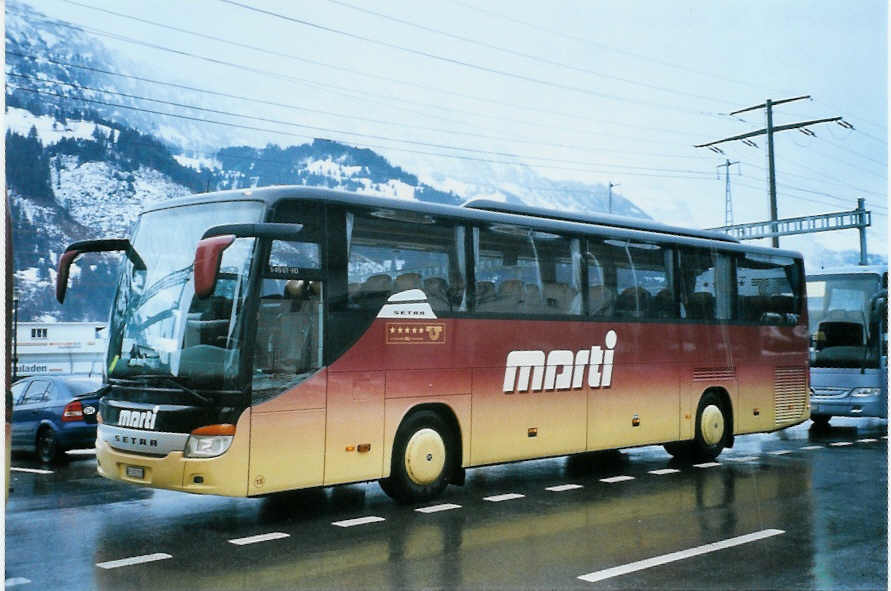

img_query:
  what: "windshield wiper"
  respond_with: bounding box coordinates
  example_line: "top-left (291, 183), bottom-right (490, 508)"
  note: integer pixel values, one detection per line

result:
top-left (128, 374), bottom-right (211, 406)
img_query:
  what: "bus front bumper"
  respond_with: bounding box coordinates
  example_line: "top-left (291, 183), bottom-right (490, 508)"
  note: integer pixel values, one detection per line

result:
top-left (811, 390), bottom-right (886, 419)
top-left (95, 437), bottom-right (250, 497)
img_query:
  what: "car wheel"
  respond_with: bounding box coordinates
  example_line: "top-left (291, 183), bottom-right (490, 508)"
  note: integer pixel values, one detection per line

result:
top-left (691, 391), bottom-right (730, 461)
top-left (37, 427), bottom-right (61, 464)
top-left (380, 410), bottom-right (455, 504)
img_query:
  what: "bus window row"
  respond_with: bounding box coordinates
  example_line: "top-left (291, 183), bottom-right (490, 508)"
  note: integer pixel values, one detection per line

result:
top-left (342, 209), bottom-right (802, 325)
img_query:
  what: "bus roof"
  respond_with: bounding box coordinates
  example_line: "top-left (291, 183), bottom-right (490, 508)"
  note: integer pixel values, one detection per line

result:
top-left (807, 265), bottom-right (887, 278)
top-left (461, 198), bottom-right (739, 243)
top-left (145, 186), bottom-right (802, 260)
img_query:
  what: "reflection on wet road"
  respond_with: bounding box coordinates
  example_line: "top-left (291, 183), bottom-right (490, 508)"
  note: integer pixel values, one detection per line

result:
top-left (6, 418), bottom-right (887, 590)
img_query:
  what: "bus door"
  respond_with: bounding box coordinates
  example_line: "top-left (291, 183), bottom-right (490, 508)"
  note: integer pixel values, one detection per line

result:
top-left (677, 249), bottom-right (738, 439)
top-left (248, 235), bottom-right (327, 495)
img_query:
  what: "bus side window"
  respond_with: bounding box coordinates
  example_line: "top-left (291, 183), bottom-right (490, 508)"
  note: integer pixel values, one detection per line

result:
top-left (678, 248), bottom-right (720, 321)
top-left (474, 226), bottom-right (581, 316)
top-left (591, 239), bottom-right (675, 320)
top-left (736, 254), bottom-right (801, 325)
top-left (346, 211), bottom-right (466, 315)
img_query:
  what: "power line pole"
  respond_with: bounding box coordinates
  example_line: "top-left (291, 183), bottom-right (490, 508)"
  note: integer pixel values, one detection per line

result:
top-left (695, 95), bottom-right (842, 248)
top-left (608, 181), bottom-right (620, 214)
top-left (716, 159), bottom-right (740, 227)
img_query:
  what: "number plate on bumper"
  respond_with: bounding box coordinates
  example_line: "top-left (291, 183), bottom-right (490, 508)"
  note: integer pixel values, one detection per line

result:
top-left (125, 465), bottom-right (145, 479)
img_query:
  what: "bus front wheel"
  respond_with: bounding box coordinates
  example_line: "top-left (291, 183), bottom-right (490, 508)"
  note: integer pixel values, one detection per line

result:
top-left (381, 410), bottom-right (455, 504)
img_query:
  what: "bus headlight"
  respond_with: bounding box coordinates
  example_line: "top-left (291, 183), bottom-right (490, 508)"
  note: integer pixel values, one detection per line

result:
top-left (850, 387), bottom-right (881, 398)
top-left (184, 424), bottom-right (236, 458)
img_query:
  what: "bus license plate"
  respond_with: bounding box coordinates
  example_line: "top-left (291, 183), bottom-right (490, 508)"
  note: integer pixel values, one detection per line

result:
top-left (126, 466), bottom-right (145, 479)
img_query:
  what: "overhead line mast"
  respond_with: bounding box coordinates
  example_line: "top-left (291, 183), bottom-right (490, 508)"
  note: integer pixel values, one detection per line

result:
top-left (695, 95), bottom-right (843, 247)
top-left (716, 159), bottom-right (740, 227)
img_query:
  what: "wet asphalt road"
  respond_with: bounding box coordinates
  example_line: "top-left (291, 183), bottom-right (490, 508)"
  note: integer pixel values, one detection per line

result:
top-left (5, 418), bottom-right (887, 591)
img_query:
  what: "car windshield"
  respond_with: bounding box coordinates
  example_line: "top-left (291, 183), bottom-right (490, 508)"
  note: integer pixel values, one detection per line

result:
top-left (106, 200), bottom-right (265, 389)
top-left (807, 273), bottom-right (883, 368)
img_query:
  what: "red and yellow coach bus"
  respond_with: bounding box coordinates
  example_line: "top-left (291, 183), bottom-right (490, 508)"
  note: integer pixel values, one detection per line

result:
top-left (55, 187), bottom-right (809, 503)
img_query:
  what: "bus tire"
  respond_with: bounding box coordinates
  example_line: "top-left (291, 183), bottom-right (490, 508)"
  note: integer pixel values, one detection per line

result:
top-left (663, 441), bottom-right (693, 459)
top-left (691, 391), bottom-right (730, 461)
top-left (381, 410), bottom-right (455, 504)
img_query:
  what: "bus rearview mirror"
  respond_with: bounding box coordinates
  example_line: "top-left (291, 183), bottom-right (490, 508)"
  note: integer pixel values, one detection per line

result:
top-left (194, 235), bottom-right (236, 299)
top-left (56, 238), bottom-right (145, 304)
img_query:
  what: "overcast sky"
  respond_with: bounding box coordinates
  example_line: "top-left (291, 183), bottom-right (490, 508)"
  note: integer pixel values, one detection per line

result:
top-left (16, 0), bottom-right (889, 264)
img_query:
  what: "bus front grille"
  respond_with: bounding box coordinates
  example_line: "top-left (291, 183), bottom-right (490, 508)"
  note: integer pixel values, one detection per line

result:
top-left (775, 367), bottom-right (808, 426)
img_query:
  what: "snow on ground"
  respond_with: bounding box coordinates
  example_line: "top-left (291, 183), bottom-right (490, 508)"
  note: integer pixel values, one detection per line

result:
top-left (375, 179), bottom-right (416, 201)
top-left (304, 158), bottom-right (363, 179)
top-left (173, 153), bottom-right (222, 171)
top-left (417, 175), bottom-right (473, 200)
top-left (54, 159), bottom-right (192, 237)
top-left (5, 107), bottom-right (114, 144)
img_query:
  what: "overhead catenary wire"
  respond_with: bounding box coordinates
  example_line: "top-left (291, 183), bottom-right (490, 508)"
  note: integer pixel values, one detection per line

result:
top-left (732, 180), bottom-right (887, 218)
top-left (323, 0), bottom-right (739, 107)
top-left (51, 0), bottom-right (708, 140)
top-left (5, 54), bottom-right (714, 163)
top-left (443, 0), bottom-right (818, 99)
top-left (6, 74), bottom-right (721, 176)
top-left (7, 7), bottom-right (712, 146)
top-left (215, 0), bottom-right (729, 119)
top-left (8, 84), bottom-right (722, 180)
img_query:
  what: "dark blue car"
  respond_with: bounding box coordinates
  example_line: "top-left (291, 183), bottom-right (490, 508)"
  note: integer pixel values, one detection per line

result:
top-left (10, 376), bottom-right (103, 463)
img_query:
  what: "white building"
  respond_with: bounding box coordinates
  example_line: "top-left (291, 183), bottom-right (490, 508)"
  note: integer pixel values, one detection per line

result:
top-left (14, 322), bottom-right (107, 379)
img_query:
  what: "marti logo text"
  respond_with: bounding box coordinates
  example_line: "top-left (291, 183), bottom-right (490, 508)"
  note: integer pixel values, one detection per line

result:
top-left (503, 330), bottom-right (617, 393)
top-left (118, 406), bottom-right (160, 430)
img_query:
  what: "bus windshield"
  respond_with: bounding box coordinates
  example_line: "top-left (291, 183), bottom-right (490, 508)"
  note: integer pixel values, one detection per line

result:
top-left (807, 273), bottom-right (883, 368)
top-left (106, 201), bottom-right (265, 389)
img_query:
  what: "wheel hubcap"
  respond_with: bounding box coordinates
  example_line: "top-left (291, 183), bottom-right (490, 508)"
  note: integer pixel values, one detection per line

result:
top-left (700, 405), bottom-right (724, 446)
top-left (404, 428), bottom-right (445, 486)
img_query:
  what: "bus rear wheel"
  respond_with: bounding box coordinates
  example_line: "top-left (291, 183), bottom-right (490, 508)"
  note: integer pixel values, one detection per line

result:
top-left (691, 392), bottom-right (730, 461)
top-left (381, 410), bottom-right (455, 504)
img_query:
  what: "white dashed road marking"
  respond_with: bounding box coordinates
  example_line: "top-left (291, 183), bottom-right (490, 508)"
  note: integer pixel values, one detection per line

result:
top-left (829, 442), bottom-right (853, 447)
top-left (577, 529), bottom-right (785, 583)
top-left (332, 516), bottom-right (386, 527)
top-left (5, 578), bottom-right (31, 587)
top-left (546, 484), bottom-right (583, 492)
top-left (600, 476), bottom-right (635, 483)
top-left (800, 445), bottom-right (823, 450)
top-left (65, 449), bottom-right (96, 456)
top-left (415, 503), bottom-right (462, 513)
top-left (693, 462), bottom-right (721, 468)
top-left (857, 438), bottom-right (878, 443)
top-left (484, 493), bottom-right (525, 502)
top-left (10, 467), bottom-right (53, 475)
top-left (727, 456), bottom-right (759, 462)
top-left (228, 532), bottom-right (290, 545)
top-left (648, 469), bottom-right (680, 475)
top-left (96, 553), bottom-right (172, 570)
top-left (768, 450), bottom-right (792, 456)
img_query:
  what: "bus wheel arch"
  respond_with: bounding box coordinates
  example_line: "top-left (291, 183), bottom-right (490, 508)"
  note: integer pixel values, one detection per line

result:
top-left (381, 404), bottom-right (462, 503)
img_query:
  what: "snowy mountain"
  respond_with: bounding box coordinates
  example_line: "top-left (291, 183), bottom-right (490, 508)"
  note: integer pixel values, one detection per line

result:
top-left (5, 0), bottom-right (647, 323)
